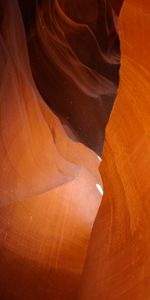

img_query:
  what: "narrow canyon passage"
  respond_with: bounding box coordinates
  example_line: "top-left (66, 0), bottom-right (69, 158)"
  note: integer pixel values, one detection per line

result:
top-left (1, 0), bottom-right (149, 300)
top-left (19, 0), bottom-right (121, 155)
top-left (0, 0), bottom-right (120, 299)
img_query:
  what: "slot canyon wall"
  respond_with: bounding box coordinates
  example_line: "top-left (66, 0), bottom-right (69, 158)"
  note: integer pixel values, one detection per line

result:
top-left (0, 0), bottom-right (121, 298)
top-left (0, 0), bottom-right (149, 299)
top-left (0, 1), bottom-right (103, 299)
top-left (26, 0), bottom-right (121, 155)
top-left (79, 0), bottom-right (150, 299)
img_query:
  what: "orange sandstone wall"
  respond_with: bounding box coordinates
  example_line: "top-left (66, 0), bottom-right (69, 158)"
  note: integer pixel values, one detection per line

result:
top-left (0, 2), bottom-right (102, 299)
top-left (79, 0), bottom-right (150, 299)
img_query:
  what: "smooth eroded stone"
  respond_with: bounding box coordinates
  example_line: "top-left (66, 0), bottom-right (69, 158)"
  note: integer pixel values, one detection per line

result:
top-left (0, 1), bottom-right (102, 299)
top-left (79, 0), bottom-right (150, 299)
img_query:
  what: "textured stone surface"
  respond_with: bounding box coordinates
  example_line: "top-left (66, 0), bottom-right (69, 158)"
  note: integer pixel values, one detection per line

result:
top-left (26, 0), bottom-right (120, 155)
top-left (79, 1), bottom-right (150, 299)
top-left (0, 1), bottom-right (102, 299)
top-left (1, 0), bottom-right (149, 299)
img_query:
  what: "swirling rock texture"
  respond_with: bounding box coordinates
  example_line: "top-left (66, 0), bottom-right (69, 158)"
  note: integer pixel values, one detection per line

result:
top-left (0, 0), bottom-right (119, 299)
top-left (79, 0), bottom-right (150, 299)
top-left (1, 0), bottom-right (149, 299)
top-left (0, 1), bottom-right (103, 299)
top-left (21, 0), bottom-right (120, 155)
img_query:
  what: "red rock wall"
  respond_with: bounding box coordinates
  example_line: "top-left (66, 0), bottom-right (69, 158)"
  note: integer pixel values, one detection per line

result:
top-left (79, 0), bottom-right (150, 299)
top-left (0, 1), bottom-right (102, 299)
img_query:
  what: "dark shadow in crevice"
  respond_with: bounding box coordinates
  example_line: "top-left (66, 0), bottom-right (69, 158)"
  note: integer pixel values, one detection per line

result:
top-left (19, 0), bottom-right (122, 156)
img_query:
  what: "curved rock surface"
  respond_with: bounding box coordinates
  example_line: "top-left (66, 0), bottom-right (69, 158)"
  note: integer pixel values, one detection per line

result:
top-left (21, 0), bottom-right (121, 155)
top-left (0, 1), bottom-right (102, 299)
top-left (79, 0), bottom-right (150, 299)
top-left (1, 0), bottom-right (149, 299)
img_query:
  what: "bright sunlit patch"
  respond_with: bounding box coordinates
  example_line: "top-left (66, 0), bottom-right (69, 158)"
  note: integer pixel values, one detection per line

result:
top-left (98, 156), bottom-right (102, 162)
top-left (96, 183), bottom-right (104, 196)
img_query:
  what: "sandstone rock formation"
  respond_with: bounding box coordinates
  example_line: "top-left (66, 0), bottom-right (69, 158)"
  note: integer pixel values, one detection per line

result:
top-left (0, 0), bottom-right (149, 299)
top-left (22, 0), bottom-right (121, 154)
top-left (0, 1), bottom-right (102, 299)
top-left (79, 1), bottom-right (150, 299)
